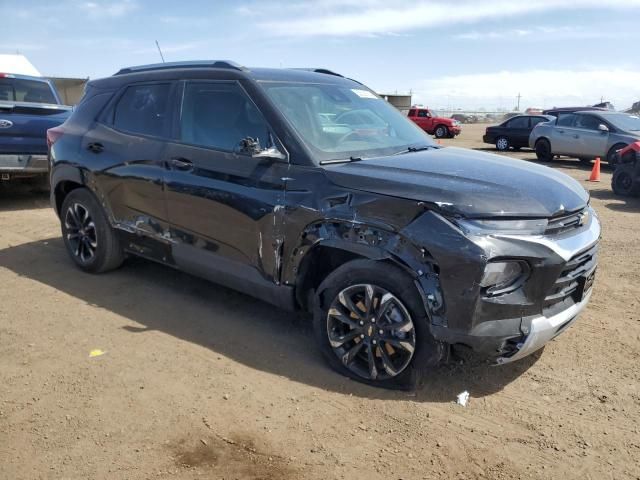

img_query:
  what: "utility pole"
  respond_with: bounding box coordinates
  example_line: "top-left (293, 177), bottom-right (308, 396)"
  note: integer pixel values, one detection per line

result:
top-left (155, 40), bottom-right (165, 63)
top-left (516, 92), bottom-right (522, 111)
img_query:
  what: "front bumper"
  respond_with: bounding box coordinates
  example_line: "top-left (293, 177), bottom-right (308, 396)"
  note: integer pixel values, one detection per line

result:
top-left (496, 287), bottom-right (592, 364)
top-left (450, 126), bottom-right (462, 136)
top-left (0, 154), bottom-right (48, 178)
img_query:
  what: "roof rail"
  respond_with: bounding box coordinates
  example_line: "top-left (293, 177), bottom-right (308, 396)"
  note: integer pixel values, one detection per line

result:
top-left (114, 60), bottom-right (247, 76)
top-left (292, 68), bottom-right (344, 78)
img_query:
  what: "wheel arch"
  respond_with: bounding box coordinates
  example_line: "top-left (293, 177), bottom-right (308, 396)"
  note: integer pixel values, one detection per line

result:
top-left (287, 220), bottom-right (440, 313)
top-left (51, 165), bottom-right (86, 216)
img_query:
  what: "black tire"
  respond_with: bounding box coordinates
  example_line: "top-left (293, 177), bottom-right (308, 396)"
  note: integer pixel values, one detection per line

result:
top-left (535, 138), bottom-right (553, 162)
top-left (607, 143), bottom-right (627, 167)
top-left (434, 125), bottom-right (448, 139)
top-left (611, 164), bottom-right (640, 197)
top-left (313, 259), bottom-right (442, 390)
top-left (495, 136), bottom-right (510, 151)
top-left (60, 188), bottom-right (124, 273)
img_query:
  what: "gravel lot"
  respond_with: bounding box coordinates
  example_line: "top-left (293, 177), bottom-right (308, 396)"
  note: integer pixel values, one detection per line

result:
top-left (1, 124), bottom-right (639, 479)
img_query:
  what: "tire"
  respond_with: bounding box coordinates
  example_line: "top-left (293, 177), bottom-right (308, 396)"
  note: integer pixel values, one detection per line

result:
top-left (434, 125), bottom-right (448, 139)
top-left (607, 143), bottom-right (627, 168)
top-left (313, 259), bottom-right (442, 390)
top-left (495, 136), bottom-right (510, 151)
top-left (611, 164), bottom-right (640, 197)
top-left (535, 138), bottom-right (553, 162)
top-left (60, 188), bottom-right (124, 273)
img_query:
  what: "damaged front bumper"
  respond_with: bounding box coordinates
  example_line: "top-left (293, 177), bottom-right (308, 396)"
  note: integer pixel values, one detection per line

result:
top-left (496, 287), bottom-right (592, 364)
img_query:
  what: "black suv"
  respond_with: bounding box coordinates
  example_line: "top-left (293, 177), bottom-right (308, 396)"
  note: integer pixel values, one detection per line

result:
top-left (49, 61), bottom-right (600, 388)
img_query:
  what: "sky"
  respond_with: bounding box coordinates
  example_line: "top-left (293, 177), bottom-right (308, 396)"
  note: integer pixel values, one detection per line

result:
top-left (1, 0), bottom-right (640, 111)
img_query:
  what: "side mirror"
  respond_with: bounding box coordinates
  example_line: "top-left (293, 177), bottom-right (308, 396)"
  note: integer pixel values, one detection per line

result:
top-left (252, 146), bottom-right (287, 162)
top-left (598, 124), bottom-right (609, 133)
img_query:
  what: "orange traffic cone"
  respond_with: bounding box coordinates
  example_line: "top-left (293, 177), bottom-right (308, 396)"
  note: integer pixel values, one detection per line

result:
top-left (588, 157), bottom-right (601, 182)
top-left (437, 139), bottom-right (442, 145)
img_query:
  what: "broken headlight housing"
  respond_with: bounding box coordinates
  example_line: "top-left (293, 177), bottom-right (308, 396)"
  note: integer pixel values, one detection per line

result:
top-left (454, 218), bottom-right (548, 236)
top-left (480, 260), bottom-right (530, 296)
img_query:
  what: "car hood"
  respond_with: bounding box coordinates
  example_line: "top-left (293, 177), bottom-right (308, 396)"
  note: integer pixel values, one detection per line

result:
top-left (322, 147), bottom-right (589, 218)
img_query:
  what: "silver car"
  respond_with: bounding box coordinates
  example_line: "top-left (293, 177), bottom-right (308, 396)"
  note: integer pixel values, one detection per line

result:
top-left (529, 111), bottom-right (640, 166)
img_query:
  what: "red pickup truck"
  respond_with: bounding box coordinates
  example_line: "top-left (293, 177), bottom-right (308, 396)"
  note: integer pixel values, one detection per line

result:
top-left (408, 107), bottom-right (461, 139)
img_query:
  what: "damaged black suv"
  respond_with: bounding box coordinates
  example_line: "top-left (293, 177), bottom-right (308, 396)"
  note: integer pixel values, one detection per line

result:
top-left (49, 61), bottom-right (600, 388)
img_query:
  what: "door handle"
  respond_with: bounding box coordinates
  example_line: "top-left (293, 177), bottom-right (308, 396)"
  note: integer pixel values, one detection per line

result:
top-left (168, 157), bottom-right (193, 171)
top-left (87, 142), bottom-right (104, 153)
top-left (558, 130), bottom-right (565, 134)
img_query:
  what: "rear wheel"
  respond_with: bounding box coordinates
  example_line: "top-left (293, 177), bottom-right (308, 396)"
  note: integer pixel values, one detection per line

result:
top-left (495, 136), bottom-right (510, 151)
top-left (611, 164), bottom-right (640, 196)
top-left (314, 259), bottom-right (442, 389)
top-left (434, 125), bottom-right (448, 139)
top-left (607, 143), bottom-right (627, 168)
top-left (60, 188), bottom-right (124, 273)
top-left (535, 138), bottom-right (553, 162)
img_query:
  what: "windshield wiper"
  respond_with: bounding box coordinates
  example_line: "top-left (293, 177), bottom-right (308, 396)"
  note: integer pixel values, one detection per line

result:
top-left (319, 156), bottom-right (363, 165)
top-left (392, 145), bottom-right (436, 156)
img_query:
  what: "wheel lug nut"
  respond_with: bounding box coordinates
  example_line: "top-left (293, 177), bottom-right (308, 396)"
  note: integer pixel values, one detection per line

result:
top-left (359, 320), bottom-right (364, 326)
top-left (379, 329), bottom-right (383, 335)
top-left (372, 340), bottom-right (377, 345)
top-left (360, 334), bottom-right (365, 339)
top-left (371, 318), bottom-right (375, 323)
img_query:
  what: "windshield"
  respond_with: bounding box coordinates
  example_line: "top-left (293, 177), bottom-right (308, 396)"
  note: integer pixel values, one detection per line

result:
top-left (0, 78), bottom-right (57, 104)
top-left (605, 113), bottom-right (640, 132)
top-left (260, 82), bottom-right (434, 161)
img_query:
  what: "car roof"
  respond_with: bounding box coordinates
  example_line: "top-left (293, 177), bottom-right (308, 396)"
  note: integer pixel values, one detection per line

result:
top-left (92, 60), bottom-right (362, 89)
top-left (543, 106), bottom-right (607, 113)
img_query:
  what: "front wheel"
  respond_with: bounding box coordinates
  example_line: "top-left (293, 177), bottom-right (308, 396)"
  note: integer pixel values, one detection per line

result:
top-left (611, 164), bottom-right (640, 197)
top-left (60, 188), bottom-right (124, 273)
top-left (314, 259), bottom-right (442, 389)
top-left (434, 125), bottom-right (448, 139)
top-left (607, 143), bottom-right (627, 168)
top-left (535, 139), bottom-right (553, 162)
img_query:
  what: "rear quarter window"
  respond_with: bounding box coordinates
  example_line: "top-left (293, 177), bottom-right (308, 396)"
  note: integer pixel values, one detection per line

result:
top-left (112, 83), bottom-right (172, 137)
top-left (0, 78), bottom-right (57, 104)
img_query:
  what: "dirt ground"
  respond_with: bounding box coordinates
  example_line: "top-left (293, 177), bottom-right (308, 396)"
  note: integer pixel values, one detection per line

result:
top-left (1, 124), bottom-right (639, 480)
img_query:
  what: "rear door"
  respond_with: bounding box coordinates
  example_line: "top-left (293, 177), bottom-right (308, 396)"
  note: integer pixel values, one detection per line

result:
top-left (164, 80), bottom-right (288, 289)
top-left (550, 113), bottom-right (577, 154)
top-left (572, 114), bottom-right (608, 158)
top-left (504, 116), bottom-right (530, 147)
top-left (83, 81), bottom-right (177, 233)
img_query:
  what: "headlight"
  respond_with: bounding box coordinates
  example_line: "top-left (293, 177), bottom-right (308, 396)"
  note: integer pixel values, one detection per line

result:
top-left (454, 218), bottom-right (548, 235)
top-left (480, 260), bottom-right (529, 295)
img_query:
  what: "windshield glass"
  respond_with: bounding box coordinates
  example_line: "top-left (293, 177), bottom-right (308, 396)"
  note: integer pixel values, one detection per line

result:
top-left (260, 82), bottom-right (434, 161)
top-left (605, 113), bottom-right (640, 132)
top-left (0, 78), bottom-right (57, 104)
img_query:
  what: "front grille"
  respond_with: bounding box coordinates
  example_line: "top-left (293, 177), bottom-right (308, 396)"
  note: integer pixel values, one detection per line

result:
top-left (545, 209), bottom-right (586, 236)
top-left (544, 243), bottom-right (598, 314)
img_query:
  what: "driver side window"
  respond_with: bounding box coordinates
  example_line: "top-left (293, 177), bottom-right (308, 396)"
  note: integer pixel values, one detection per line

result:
top-left (417, 110), bottom-right (430, 118)
top-left (180, 82), bottom-right (270, 152)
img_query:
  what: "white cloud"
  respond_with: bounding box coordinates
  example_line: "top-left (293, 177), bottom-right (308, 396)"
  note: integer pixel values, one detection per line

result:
top-left (132, 42), bottom-right (203, 55)
top-left (454, 25), bottom-right (630, 41)
top-left (80, 0), bottom-right (138, 18)
top-left (413, 69), bottom-right (640, 110)
top-left (255, 0), bottom-right (640, 37)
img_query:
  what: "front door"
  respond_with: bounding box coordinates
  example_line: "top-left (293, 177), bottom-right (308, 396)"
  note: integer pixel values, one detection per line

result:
top-left (572, 114), bottom-right (609, 158)
top-left (164, 80), bottom-right (288, 297)
top-left (550, 113), bottom-right (577, 155)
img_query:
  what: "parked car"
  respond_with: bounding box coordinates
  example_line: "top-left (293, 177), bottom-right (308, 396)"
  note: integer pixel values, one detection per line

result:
top-left (49, 61), bottom-right (600, 388)
top-left (0, 73), bottom-right (71, 187)
top-left (408, 107), bottom-right (461, 138)
top-left (451, 113), bottom-right (472, 124)
top-left (530, 110), bottom-right (640, 166)
top-left (483, 115), bottom-right (554, 151)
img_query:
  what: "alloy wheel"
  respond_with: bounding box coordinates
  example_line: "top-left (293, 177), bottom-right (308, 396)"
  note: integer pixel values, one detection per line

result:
top-left (326, 284), bottom-right (416, 380)
top-left (496, 137), bottom-right (509, 151)
top-left (435, 127), bottom-right (446, 138)
top-left (64, 202), bottom-right (98, 263)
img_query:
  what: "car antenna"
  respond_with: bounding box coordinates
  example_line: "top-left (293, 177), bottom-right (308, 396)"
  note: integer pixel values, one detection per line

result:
top-left (155, 40), bottom-right (165, 63)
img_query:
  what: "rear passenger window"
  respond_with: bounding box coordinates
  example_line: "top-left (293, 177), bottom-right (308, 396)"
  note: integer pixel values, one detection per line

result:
top-left (113, 83), bottom-right (171, 137)
top-left (574, 115), bottom-right (601, 130)
top-left (557, 114), bottom-right (576, 127)
top-left (507, 116), bottom-right (529, 128)
top-left (180, 82), bottom-right (269, 151)
top-left (531, 117), bottom-right (549, 127)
